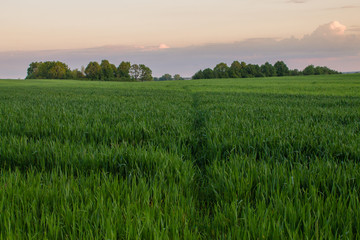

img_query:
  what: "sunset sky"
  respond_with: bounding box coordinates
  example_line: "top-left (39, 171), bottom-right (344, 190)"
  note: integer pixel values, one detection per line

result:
top-left (1, 0), bottom-right (359, 78)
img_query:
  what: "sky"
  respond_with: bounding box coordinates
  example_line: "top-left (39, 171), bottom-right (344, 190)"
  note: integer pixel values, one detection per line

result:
top-left (1, 0), bottom-right (360, 78)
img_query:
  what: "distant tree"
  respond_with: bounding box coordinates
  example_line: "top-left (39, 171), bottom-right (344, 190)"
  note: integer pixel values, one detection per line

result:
top-left (228, 61), bottom-right (243, 78)
top-left (240, 66), bottom-right (249, 78)
top-left (129, 64), bottom-right (140, 81)
top-left (213, 63), bottom-right (229, 78)
top-left (117, 61), bottom-right (131, 79)
top-left (191, 60), bottom-right (340, 81)
top-left (159, 73), bottom-right (172, 81)
top-left (70, 69), bottom-right (85, 79)
top-left (85, 61), bottom-right (102, 80)
top-left (26, 62), bottom-right (41, 79)
top-left (274, 61), bottom-right (289, 76)
top-left (35, 62), bottom-right (51, 79)
top-left (289, 69), bottom-right (301, 76)
top-left (260, 62), bottom-right (276, 77)
top-left (314, 67), bottom-right (322, 75)
top-left (303, 65), bottom-right (340, 76)
top-left (203, 68), bottom-right (215, 79)
top-left (245, 64), bottom-right (263, 78)
top-left (303, 65), bottom-right (315, 75)
top-left (26, 61), bottom-right (71, 79)
top-left (192, 70), bottom-right (204, 79)
top-left (47, 62), bottom-right (71, 79)
top-left (239, 62), bottom-right (253, 78)
top-left (100, 60), bottom-right (116, 80)
top-left (173, 74), bottom-right (183, 80)
top-left (139, 64), bottom-right (153, 81)
top-left (321, 66), bottom-right (340, 75)
top-left (330, 67), bottom-right (340, 74)
top-left (37, 62), bottom-right (52, 78)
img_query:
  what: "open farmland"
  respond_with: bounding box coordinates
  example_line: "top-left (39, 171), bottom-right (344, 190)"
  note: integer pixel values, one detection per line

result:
top-left (1, 74), bottom-right (360, 239)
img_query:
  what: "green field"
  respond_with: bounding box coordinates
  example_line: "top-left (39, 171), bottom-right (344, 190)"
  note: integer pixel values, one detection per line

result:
top-left (1, 74), bottom-right (360, 239)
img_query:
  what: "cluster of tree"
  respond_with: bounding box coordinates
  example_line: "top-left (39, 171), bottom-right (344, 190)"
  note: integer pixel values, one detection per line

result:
top-left (192, 61), bottom-right (340, 79)
top-left (301, 65), bottom-right (340, 76)
top-left (84, 60), bottom-right (152, 81)
top-left (26, 60), bottom-right (153, 81)
top-left (154, 73), bottom-right (184, 81)
top-left (26, 61), bottom-right (78, 80)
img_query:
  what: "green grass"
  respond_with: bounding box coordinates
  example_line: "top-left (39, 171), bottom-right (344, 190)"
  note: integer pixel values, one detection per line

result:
top-left (1, 74), bottom-right (360, 239)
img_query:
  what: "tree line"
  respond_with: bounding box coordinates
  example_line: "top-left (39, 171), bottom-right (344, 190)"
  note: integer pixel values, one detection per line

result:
top-left (26, 60), bottom-right (341, 82)
top-left (154, 73), bottom-right (184, 81)
top-left (26, 60), bottom-right (153, 81)
top-left (192, 61), bottom-right (341, 79)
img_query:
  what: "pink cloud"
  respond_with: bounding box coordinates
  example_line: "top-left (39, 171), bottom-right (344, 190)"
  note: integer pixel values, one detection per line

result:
top-left (310, 21), bottom-right (346, 38)
top-left (159, 44), bottom-right (170, 49)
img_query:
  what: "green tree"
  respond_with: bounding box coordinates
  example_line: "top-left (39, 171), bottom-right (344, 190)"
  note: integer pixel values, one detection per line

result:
top-left (213, 63), bottom-right (229, 78)
top-left (26, 61), bottom-right (71, 79)
top-left (314, 66), bottom-right (325, 75)
top-left (173, 74), bottom-right (183, 80)
top-left (159, 73), bottom-right (172, 81)
top-left (37, 62), bottom-right (52, 78)
top-left (203, 68), bottom-right (215, 79)
top-left (303, 65), bottom-right (315, 75)
top-left (85, 62), bottom-right (102, 80)
top-left (228, 61), bottom-right (243, 78)
top-left (321, 66), bottom-right (340, 75)
top-left (289, 69), bottom-right (301, 76)
top-left (100, 60), bottom-right (116, 80)
top-left (48, 62), bottom-right (70, 79)
top-left (139, 64), bottom-right (153, 81)
top-left (192, 70), bottom-right (204, 79)
top-left (129, 64), bottom-right (141, 81)
top-left (26, 62), bottom-right (41, 79)
top-left (260, 62), bottom-right (276, 77)
top-left (274, 61), bottom-right (289, 76)
top-left (239, 62), bottom-right (251, 78)
top-left (70, 69), bottom-right (85, 79)
top-left (117, 61), bottom-right (131, 79)
top-left (242, 64), bottom-right (263, 78)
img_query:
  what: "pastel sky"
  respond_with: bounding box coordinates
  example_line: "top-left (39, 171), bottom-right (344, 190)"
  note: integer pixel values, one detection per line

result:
top-left (1, 0), bottom-right (360, 78)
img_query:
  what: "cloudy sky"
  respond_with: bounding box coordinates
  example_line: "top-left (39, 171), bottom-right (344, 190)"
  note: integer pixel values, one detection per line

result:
top-left (1, 0), bottom-right (359, 78)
